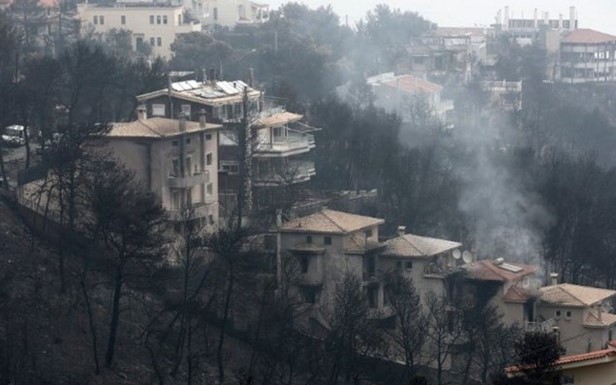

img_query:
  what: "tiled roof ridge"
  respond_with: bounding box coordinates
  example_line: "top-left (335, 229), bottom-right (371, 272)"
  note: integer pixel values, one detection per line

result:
top-left (560, 283), bottom-right (596, 306)
top-left (321, 210), bottom-right (351, 233)
top-left (400, 235), bottom-right (427, 256)
top-left (505, 347), bottom-right (616, 373)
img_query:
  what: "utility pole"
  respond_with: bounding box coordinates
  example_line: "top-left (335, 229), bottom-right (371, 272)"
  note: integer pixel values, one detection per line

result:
top-left (274, 31), bottom-right (278, 54)
top-left (236, 86), bottom-right (252, 229)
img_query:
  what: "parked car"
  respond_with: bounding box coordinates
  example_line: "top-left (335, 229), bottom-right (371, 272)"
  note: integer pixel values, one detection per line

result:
top-left (2, 125), bottom-right (28, 147)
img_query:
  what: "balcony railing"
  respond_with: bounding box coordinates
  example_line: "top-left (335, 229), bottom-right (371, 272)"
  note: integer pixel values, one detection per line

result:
top-left (166, 202), bottom-right (214, 221)
top-left (525, 318), bottom-right (555, 333)
top-left (168, 168), bottom-right (210, 188)
top-left (253, 160), bottom-right (315, 186)
top-left (254, 132), bottom-right (315, 156)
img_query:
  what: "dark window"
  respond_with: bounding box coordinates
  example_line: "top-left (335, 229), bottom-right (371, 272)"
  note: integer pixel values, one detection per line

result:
top-left (163, 15), bottom-right (168, 24)
top-left (367, 287), bottom-right (378, 308)
top-left (93, 15), bottom-right (98, 24)
top-left (213, 7), bottom-right (218, 20)
top-left (396, 260), bottom-right (402, 269)
top-left (365, 229), bottom-right (373, 238)
top-left (405, 261), bottom-right (413, 270)
top-left (185, 137), bottom-right (191, 144)
top-left (324, 236), bottom-right (332, 245)
top-left (157, 37), bottom-right (162, 47)
top-left (306, 235), bottom-right (312, 244)
top-left (299, 255), bottom-right (309, 273)
top-left (206, 153), bottom-right (213, 165)
top-left (150, 15), bottom-right (154, 24)
top-left (264, 235), bottom-right (276, 251)
top-left (205, 134), bottom-right (212, 140)
top-left (99, 15), bottom-right (104, 24)
top-left (121, 15), bottom-right (126, 24)
top-left (566, 310), bottom-right (572, 318)
top-left (556, 310), bottom-right (561, 318)
top-left (172, 140), bottom-right (178, 146)
top-left (367, 255), bottom-right (376, 275)
top-left (150, 37), bottom-right (155, 46)
top-left (156, 15), bottom-right (161, 24)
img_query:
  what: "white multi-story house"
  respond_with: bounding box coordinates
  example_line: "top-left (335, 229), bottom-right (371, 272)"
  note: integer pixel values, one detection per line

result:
top-left (136, 79), bottom-right (319, 215)
top-left (195, 0), bottom-right (269, 28)
top-left (76, 2), bottom-right (201, 59)
top-left (102, 107), bottom-right (222, 227)
top-left (558, 29), bottom-right (616, 84)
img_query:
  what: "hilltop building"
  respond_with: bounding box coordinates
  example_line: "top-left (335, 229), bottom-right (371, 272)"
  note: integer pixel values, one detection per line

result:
top-left (180, 0), bottom-right (269, 27)
top-left (76, 2), bottom-right (201, 59)
top-left (557, 29), bottom-right (616, 83)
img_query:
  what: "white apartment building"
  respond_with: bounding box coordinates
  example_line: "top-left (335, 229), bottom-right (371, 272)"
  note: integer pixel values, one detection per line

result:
top-left (76, 2), bottom-right (201, 59)
top-left (558, 29), bottom-right (616, 84)
top-left (197, 0), bottom-right (269, 27)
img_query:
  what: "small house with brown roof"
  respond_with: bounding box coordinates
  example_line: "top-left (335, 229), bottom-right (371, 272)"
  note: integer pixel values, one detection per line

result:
top-left (101, 108), bottom-right (222, 226)
top-left (536, 281), bottom-right (616, 354)
top-left (458, 259), bottom-right (540, 327)
top-left (506, 342), bottom-right (616, 385)
top-left (559, 28), bottom-right (616, 83)
top-left (277, 209), bottom-right (386, 315)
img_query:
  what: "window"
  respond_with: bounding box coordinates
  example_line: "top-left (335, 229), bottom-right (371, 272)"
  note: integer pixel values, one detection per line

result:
top-left (566, 310), bottom-right (572, 319)
top-left (171, 140), bottom-right (178, 146)
top-left (156, 15), bottom-right (161, 24)
top-left (171, 158), bottom-right (180, 176)
top-left (206, 183), bottom-right (213, 195)
top-left (99, 15), bottom-right (104, 25)
top-left (93, 15), bottom-right (98, 24)
top-left (396, 260), bottom-right (402, 269)
top-left (181, 104), bottom-right (191, 116)
top-left (299, 255), bottom-right (309, 273)
top-left (150, 37), bottom-right (155, 46)
top-left (324, 236), bottom-right (332, 245)
top-left (163, 15), bottom-right (168, 24)
top-left (150, 15), bottom-right (154, 24)
top-left (206, 153), bottom-right (213, 166)
top-left (152, 104), bottom-right (165, 116)
top-left (273, 126), bottom-right (283, 138)
top-left (367, 286), bottom-right (378, 308)
top-left (185, 157), bottom-right (192, 175)
top-left (121, 15), bottom-right (126, 25)
top-left (365, 229), bottom-right (373, 238)
top-left (178, 14), bottom-right (182, 24)
top-left (405, 261), bottom-right (413, 270)
top-left (556, 310), bottom-right (561, 319)
top-left (206, 134), bottom-right (212, 140)
top-left (208, 215), bottom-right (215, 225)
top-left (157, 37), bottom-right (162, 47)
top-left (185, 137), bottom-right (191, 144)
top-left (213, 7), bottom-right (218, 21)
top-left (306, 235), bottom-right (312, 244)
top-left (171, 189), bottom-right (181, 209)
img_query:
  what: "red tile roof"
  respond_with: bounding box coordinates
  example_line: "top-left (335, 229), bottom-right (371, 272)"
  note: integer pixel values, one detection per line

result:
top-left (503, 285), bottom-right (535, 303)
top-left (562, 29), bottom-right (616, 44)
top-left (280, 209), bottom-right (384, 235)
top-left (463, 260), bottom-right (537, 282)
top-left (506, 348), bottom-right (616, 373)
top-left (384, 75), bottom-right (443, 95)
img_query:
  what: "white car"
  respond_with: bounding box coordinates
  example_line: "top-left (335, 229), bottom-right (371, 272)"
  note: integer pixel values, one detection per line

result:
top-left (2, 125), bottom-right (27, 147)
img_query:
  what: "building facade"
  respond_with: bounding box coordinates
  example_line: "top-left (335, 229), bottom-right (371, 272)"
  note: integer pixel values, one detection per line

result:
top-left (103, 109), bottom-right (222, 227)
top-left (558, 29), bottom-right (616, 84)
top-left (76, 2), bottom-right (201, 59)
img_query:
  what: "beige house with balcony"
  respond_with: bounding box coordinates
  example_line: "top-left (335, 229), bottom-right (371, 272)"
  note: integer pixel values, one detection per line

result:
top-left (76, 2), bottom-right (201, 59)
top-left (535, 282), bottom-right (616, 355)
top-left (102, 109), bottom-right (222, 228)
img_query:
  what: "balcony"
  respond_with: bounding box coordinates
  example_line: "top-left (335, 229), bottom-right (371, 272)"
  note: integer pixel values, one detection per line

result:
top-left (367, 305), bottom-right (395, 319)
top-left (168, 169), bottom-right (210, 188)
top-left (253, 160), bottom-right (315, 187)
top-left (254, 132), bottom-right (315, 157)
top-left (525, 318), bottom-right (555, 333)
top-left (166, 202), bottom-right (215, 221)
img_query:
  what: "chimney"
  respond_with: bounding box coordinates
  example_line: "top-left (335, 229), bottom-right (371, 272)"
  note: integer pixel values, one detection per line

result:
top-left (503, 6), bottom-right (509, 30)
top-left (179, 112), bottom-right (187, 132)
top-left (137, 104), bottom-right (147, 121)
top-left (397, 226), bottom-right (406, 237)
top-left (550, 272), bottom-right (558, 286)
top-left (198, 109), bottom-right (207, 128)
top-left (202, 68), bottom-right (207, 83)
top-left (276, 209), bottom-right (282, 227)
top-left (249, 67), bottom-right (255, 88)
top-left (569, 6), bottom-right (575, 30)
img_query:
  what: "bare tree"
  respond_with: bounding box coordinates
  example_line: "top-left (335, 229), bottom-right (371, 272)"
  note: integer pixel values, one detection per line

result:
top-left (83, 158), bottom-right (168, 367)
top-left (383, 272), bottom-right (426, 384)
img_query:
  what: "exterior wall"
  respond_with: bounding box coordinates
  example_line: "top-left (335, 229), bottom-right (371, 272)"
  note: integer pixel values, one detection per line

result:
top-left (201, 0), bottom-right (268, 27)
top-left (561, 359), bottom-right (616, 385)
top-left (559, 42), bottom-right (616, 83)
top-left (76, 4), bottom-right (201, 59)
top-left (535, 305), bottom-right (616, 354)
top-left (104, 129), bottom-right (219, 227)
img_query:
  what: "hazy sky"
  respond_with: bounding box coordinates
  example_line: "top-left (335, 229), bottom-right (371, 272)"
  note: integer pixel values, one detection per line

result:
top-left (267, 0), bottom-right (616, 35)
